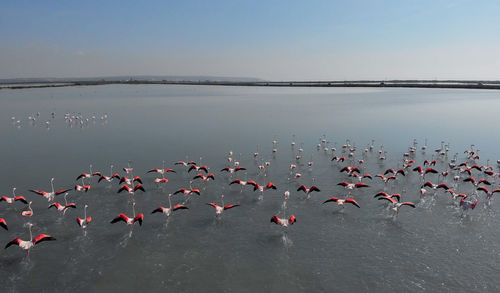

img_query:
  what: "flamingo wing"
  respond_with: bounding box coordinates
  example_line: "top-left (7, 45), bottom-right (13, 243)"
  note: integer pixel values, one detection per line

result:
top-left (297, 185), bottom-right (307, 192)
top-left (401, 202), bottom-right (416, 208)
top-left (151, 206), bottom-right (166, 214)
top-left (110, 213), bottom-right (129, 224)
top-left (354, 183), bottom-right (369, 188)
top-left (117, 185), bottom-right (131, 193)
top-left (223, 204), bottom-right (240, 210)
top-left (207, 203), bottom-right (220, 209)
top-left (378, 196), bottom-right (396, 204)
top-left (33, 234), bottom-right (56, 245)
top-left (5, 238), bottom-right (21, 249)
top-left (29, 189), bottom-right (46, 195)
top-left (173, 204), bottom-right (188, 211)
top-left (14, 196), bottom-right (28, 204)
top-left (288, 215), bottom-right (296, 224)
top-left (345, 198), bottom-right (360, 208)
top-left (133, 214), bottom-right (144, 226)
top-left (323, 197), bottom-right (339, 204)
top-left (0, 219), bottom-right (7, 230)
top-left (55, 189), bottom-right (71, 196)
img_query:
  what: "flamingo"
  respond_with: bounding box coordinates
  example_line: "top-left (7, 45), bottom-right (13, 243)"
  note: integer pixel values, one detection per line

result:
top-left (74, 180), bottom-right (91, 192)
top-left (119, 176), bottom-right (143, 185)
top-left (174, 160), bottom-right (196, 167)
top-left (463, 177), bottom-right (491, 187)
top-left (377, 196), bottom-right (415, 215)
top-left (48, 202), bottom-right (76, 215)
top-left (206, 194), bottom-right (239, 216)
top-left (193, 173), bottom-right (215, 182)
top-left (374, 192), bottom-right (401, 201)
top-left (30, 178), bottom-right (71, 202)
top-left (5, 223), bottom-right (55, 254)
top-left (123, 161), bottom-right (134, 174)
top-left (297, 185), bottom-right (321, 196)
top-left (117, 184), bottom-right (146, 194)
top-left (110, 202), bottom-right (144, 226)
top-left (147, 161), bottom-right (176, 175)
top-left (270, 215), bottom-right (296, 227)
top-left (323, 197), bottom-right (360, 208)
top-left (460, 197), bottom-right (478, 212)
top-left (220, 166), bottom-right (246, 174)
top-left (0, 218), bottom-right (7, 230)
top-left (173, 188), bottom-right (200, 196)
top-left (0, 188), bottom-right (28, 204)
top-left (151, 194), bottom-right (188, 217)
top-left (477, 186), bottom-right (500, 203)
top-left (422, 181), bottom-right (449, 190)
top-left (154, 178), bottom-right (169, 184)
top-left (98, 164), bottom-right (118, 183)
top-left (76, 205), bottom-right (92, 229)
top-left (188, 165), bottom-right (209, 173)
top-left (375, 174), bottom-right (396, 183)
top-left (21, 201), bottom-right (33, 217)
top-left (76, 164), bottom-right (101, 180)
top-left (337, 182), bottom-right (369, 190)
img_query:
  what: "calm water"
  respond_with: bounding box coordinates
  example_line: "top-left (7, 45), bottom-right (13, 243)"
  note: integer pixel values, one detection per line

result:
top-left (1, 85), bottom-right (500, 292)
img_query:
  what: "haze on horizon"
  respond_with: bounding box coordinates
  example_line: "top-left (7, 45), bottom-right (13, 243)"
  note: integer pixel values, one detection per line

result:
top-left (1, 0), bottom-right (500, 81)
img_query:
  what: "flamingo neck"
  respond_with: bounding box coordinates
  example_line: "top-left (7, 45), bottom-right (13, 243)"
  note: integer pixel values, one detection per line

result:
top-left (84, 206), bottom-right (87, 218)
top-left (168, 196), bottom-right (172, 209)
top-left (51, 180), bottom-right (55, 193)
top-left (29, 225), bottom-right (33, 241)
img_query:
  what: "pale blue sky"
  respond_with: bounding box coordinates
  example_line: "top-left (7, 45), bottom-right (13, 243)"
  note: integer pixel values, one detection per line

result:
top-left (1, 0), bottom-right (500, 80)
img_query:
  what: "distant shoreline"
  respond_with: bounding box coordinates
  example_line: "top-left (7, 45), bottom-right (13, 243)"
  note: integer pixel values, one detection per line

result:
top-left (2, 80), bottom-right (500, 90)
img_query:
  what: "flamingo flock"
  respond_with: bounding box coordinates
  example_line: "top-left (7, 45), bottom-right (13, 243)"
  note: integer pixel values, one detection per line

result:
top-left (1, 135), bottom-right (500, 257)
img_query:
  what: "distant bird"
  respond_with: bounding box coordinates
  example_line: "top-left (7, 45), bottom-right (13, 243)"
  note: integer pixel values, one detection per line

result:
top-left (422, 181), bottom-right (449, 190)
top-left (76, 164), bottom-right (101, 180)
top-left (147, 165), bottom-right (176, 175)
top-left (117, 184), bottom-right (145, 194)
top-left (374, 191), bottom-right (401, 201)
top-left (375, 174), bottom-right (396, 183)
top-left (30, 178), bottom-right (71, 202)
top-left (151, 194), bottom-right (188, 218)
top-left (76, 205), bottom-right (92, 229)
top-left (221, 166), bottom-right (246, 174)
top-left (110, 202), bottom-right (143, 226)
top-left (48, 202), bottom-right (76, 215)
top-left (154, 178), bottom-right (169, 184)
top-left (460, 197), bottom-right (478, 212)
top-left (337, 182), bottom-right (369, 190)
top-left (119, 176), bottom-right (143, 185)
top-left (188, 165), bottom-right (209, 173)
top-left (193, 173), bottom-right (215, 182)
top-left (463, 177), bottom-right (491, 187)
top-left (378, 197), bottom-right (415, 214)
top-left (297, 185), bottom-right (320, 197)
top-left (323, 197), bottom-right (360, 208)
top-left (173, 188), bottom-right (200, 196)
top-left (206, 194), bottom-right (239, 216)
top-left (270, 215), bottom-right (296, 227)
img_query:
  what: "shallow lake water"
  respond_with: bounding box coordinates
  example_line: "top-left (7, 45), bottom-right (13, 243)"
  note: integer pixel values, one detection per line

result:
top-left (1, 85), bottom-right (500, 292)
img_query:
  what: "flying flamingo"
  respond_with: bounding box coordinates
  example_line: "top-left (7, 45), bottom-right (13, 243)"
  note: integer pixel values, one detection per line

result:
top-left (98, 165), bottom-right (119, 183)
top-left (323, 197), bottom-right (360, 209)
top-left (48, 202), bottom-right (76, 215)
top-left (463, 177), bottom-right (491, 187)
top-left (0, 188), bottom-right (28, 204)
top-left (110, 202), bottom-right (144, 226)
top-left (154, 178), bottom-right (169, 184)
top-left (193, 173), bottom-right (215, 182)
top-left (151, 194), bottom-right (188, 218)
top-left (74, 178), bottom-right (91, 192)
top-left (173, 188), bottom-right (201, 196)
top-left (188, 165), bottom-right (209, 173)
top-left (5, 223), bottom-right (55, 255)
top-left (119, 176), bottom-right (143, 185)
top-left (477, 186), bottom-right (500, 204)
top-left (221, 166), bottom-right (246, 174)
top-left (147, 161), bottom-right (176, 175)
top-left (337, 182), bottom-right (369, 190)
top-left (297, 185), bottom-right (321, 198)
top-left (206, 194), bottom-right (239, 216)
top-left (117, 184), bottom-right (146, 194)
top-left (30, 178), bottom-right (71, 202)
top-left (460, 197), bottom-right (478, 214)
top-left (76, 205), bottom-right (92, 229)
top-left (76, 164), bottom-right (101, 180)
top-left (374, 192), bottom-right (401, 201)
top-left (377, 196), bottom-right (415, 215)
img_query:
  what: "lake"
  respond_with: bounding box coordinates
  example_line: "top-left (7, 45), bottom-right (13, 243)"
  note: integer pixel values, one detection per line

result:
top-left (1, 85), bottom-right (500, 292)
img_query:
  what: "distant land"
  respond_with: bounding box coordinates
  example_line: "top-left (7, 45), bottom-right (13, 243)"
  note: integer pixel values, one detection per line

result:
top-left (1, 75), bottom-right (500, 90)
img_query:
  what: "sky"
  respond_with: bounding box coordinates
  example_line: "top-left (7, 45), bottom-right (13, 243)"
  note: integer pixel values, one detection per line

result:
top-left (1, 0), bottom-right (500, 80)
